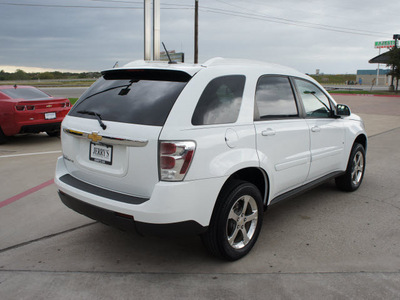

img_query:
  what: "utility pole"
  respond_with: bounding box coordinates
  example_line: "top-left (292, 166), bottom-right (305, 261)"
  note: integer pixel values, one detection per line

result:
top-left (144, 0), bottom-right (151, 60)
top-left (153, 0), bottom-right (160, 60)
top-left (194, 0), bottom-right (199, 64)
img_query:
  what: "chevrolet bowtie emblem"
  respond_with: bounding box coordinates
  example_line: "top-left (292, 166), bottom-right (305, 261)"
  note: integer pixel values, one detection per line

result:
top-left (46, 105), bottom-right (53, 108)
top-left (88, 132), bottom-right (102, 143)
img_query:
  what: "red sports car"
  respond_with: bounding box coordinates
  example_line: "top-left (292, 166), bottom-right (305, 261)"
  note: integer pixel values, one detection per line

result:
top-left (0, 85), bottom-right (71, 144)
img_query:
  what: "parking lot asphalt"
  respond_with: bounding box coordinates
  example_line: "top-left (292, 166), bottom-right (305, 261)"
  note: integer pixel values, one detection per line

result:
top-left (1, 94), bottom-right (400, 299)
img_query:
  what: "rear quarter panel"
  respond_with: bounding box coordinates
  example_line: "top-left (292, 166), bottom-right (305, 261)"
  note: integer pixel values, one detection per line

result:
top-left (160, 68), bottom-right (260, 182)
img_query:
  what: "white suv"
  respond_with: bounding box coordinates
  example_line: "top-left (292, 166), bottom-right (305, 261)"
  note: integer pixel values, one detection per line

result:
top-left (55, 58), bottom-right (367, 260)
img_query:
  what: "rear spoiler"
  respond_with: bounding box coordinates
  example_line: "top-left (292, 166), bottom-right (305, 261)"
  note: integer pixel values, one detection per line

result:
top-left (101, 69), bottom-right (192, 82)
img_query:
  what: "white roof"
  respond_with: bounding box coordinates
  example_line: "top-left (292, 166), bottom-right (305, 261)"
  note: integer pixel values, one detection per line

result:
top-left (105, 57), bottom-right (306, 78)
top-left (202, 57), bottom-right (305, 77)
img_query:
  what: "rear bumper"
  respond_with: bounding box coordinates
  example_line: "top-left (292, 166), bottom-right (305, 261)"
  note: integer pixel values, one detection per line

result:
top-left (3, 109), bottom-right (68, 136)
top-left (58, 190), bottom-right (207, 236)
top-left (19, 122), bottom-right (61, 134)
top-left (4, 119), bottom-right (64, 136)
top-left (55, 156), bottom-right (227, 235)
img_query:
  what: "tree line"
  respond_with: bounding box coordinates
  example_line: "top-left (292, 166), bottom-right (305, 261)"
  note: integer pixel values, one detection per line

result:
top-left (0, 69), bottom-right (101, 81)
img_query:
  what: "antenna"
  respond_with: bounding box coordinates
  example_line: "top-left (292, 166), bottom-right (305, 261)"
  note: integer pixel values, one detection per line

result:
top-left (162, 42), bottom-right (177, 64)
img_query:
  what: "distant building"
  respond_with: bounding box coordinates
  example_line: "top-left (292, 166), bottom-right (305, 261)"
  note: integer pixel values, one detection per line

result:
top-left (356, 69), bottom-right (391, 86)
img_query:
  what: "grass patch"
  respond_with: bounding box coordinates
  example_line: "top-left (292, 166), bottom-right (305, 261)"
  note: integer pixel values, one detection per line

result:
top-left (329, 90), bottom-right (400, 95)
top-left (34, 81), bottom-right (96, 87)
top-left (310, 74), bottom-right (356, 84)
top-left (329, 90), bottom-right (371, 94)
top-left (68, 98), bottom-right (79, 105)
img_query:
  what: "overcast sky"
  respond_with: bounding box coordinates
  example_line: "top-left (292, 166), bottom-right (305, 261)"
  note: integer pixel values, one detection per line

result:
top-left (0, 0), bottom-right (399, 74)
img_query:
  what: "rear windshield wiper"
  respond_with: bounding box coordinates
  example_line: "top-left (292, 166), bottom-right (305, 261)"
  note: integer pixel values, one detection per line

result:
top-left (77, 110), bottom-right (107, 130)
top-left (82, 80), bottom-right (139, 102)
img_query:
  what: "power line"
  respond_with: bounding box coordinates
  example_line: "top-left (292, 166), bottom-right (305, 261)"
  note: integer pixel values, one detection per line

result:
top-left (199, 6), bottom-right (391, 37)
top-left (0, 1), bottom-right (193, 10)
top-left (0, 2), bottom-right (142, 9)
top-left (0, 1), bottom-right (391, 37)
top-left (89, 0), bottom-right (193, 7)
top-left (215, 0), bottom-right (389, 36)
top-left (88, 0), bottom-right (142, 4)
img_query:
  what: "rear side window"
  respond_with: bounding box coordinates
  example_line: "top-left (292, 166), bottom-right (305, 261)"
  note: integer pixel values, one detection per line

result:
top-left (1, 88), bottom-right (50, 100)
top-left (255, 76), bottom-right (298, 120)
top-left (69, 73), bottom-right (189, 126)
top-left (192, 75), bottom-right (245, 125)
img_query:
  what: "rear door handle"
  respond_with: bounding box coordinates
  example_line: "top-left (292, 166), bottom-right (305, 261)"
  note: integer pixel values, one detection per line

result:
top-left (261, 128), bottom-right (276, 136)
top-left (311, 126), bottom-right (321, 133)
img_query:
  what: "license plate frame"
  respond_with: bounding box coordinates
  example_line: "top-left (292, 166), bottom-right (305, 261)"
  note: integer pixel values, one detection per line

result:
top-left (89, 142), bottom-right (113, 165)
top-left (45, 112), bottom-right (56, 120)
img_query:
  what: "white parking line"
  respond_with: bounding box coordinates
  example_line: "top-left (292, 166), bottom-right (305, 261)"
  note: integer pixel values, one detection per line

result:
top-left (0, 150), bottom-right (62, 158)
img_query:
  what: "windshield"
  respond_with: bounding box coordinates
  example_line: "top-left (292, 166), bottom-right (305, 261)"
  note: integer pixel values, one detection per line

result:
top-left (69, 75), bottom-right (189, 126)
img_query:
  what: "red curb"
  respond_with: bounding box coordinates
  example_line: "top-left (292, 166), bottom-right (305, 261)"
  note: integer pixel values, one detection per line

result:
top-left (0, 179), bottom-right (54, 208)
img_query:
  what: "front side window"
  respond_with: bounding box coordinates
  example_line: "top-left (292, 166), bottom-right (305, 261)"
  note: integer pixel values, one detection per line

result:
top-left (255, 76), bottom-right (298, 120)
top-left (191, 75), bottom-right (245, 125)
top-left (295, 79), bottom-right (332, 118)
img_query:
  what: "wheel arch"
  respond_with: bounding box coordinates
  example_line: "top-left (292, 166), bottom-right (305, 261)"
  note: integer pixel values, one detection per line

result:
top-left (217, 167), bottom-right (269, 207)
top-left (354, 133), bottom-right (367, 151)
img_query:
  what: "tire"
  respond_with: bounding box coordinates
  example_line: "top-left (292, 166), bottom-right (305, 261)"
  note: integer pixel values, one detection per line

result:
top-left (335, 143), bottom-right (366, 192)
top-left (0, 127), bottom-right (7, 144)
top-left (46, 130), bottom-right (60, 137)
top-left (201, 180), bottom-right (263, 261)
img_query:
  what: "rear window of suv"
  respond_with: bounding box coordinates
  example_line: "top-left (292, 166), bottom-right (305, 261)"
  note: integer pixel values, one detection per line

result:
top-left (69, 70), bottom-right (190, 126)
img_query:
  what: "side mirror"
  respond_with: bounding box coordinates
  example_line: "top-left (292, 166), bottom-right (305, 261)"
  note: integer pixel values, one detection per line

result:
top-left (336, 104), bottom-right (351, 117)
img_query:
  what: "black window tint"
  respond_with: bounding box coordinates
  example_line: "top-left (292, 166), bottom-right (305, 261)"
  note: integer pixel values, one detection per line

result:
top-left (255, 76), bottom-right (298, 119)
top-left (2, 88), bottom-right (50, 100)
top-left (69, 77), bottom-right (187, 126)
top-left (192, 75), bottom-right (245, 125)
top-left (295, 79), bottom-right (331, 118)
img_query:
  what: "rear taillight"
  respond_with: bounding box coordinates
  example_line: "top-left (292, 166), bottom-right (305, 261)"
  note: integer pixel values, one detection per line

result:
top-left (16, 105), bottom-right (35, 111)
top-left (62, 102), bottom-right (71, 108)
top-left (159, 141), bottom-right (196, 181)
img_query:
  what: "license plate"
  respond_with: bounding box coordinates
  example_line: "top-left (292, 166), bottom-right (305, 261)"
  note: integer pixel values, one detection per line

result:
top-left (45, 112), bottom-right (56, 120)
top-left (89, 142), bottom-right (113, 165)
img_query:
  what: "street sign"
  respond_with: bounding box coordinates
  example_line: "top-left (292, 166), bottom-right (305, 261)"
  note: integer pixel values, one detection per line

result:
top-left (374, 40), bottom-right (396, 49)
top-left (160, 51), bottom-right (184, 62)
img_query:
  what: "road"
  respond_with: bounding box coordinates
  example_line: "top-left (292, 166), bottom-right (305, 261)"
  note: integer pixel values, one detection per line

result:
top-left (41, 87), bottom-right (88, 99)
top-left (0, 94), bottom-right (399, 299)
